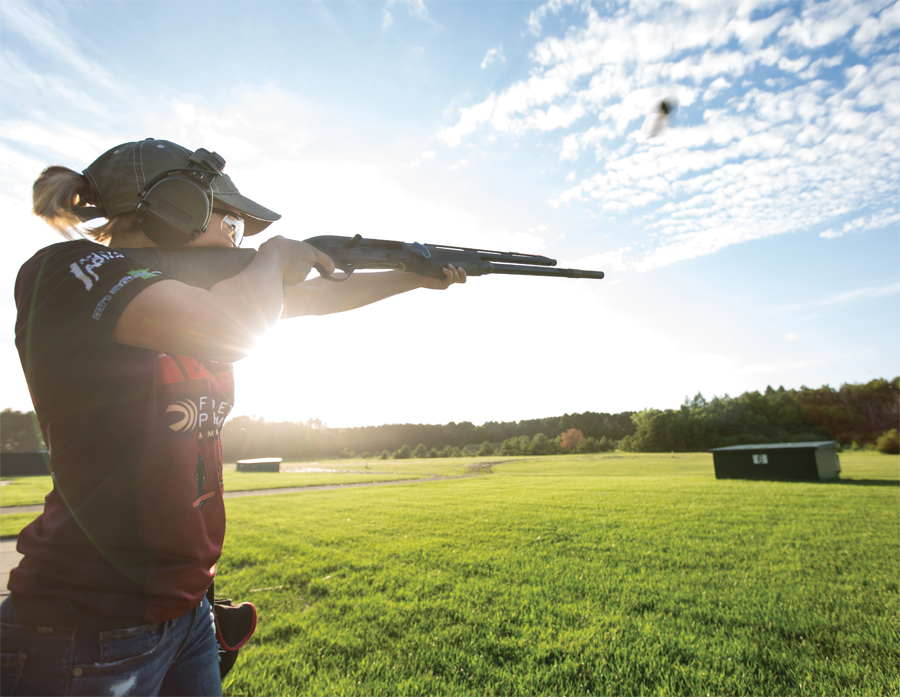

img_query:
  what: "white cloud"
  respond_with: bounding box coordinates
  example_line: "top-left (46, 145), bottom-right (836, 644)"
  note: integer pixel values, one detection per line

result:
top-left (852, 1), bottom-right (900, 53)
top-left (777, 0), bottom-right (877, 49)
top-left (703, 77), bottom-right (732, 100)
top-left (441, 0), bottom-right (899, 271)
top-left (776, 282), bottom-right (900, 312)
top-left (819, 209), bottom-right (900, 238)
top-left (0, 1), bottom-right (118, 92)
top-left (382, 0), bottom-right (435, 29)
top-left (481, 44), bottom-right (506, 69)
top-left (573, 246), bottom-right (632, 274)
top-left (439, 96), bottom-right (497, 147)
top-left (1, 121), bottom-right (128, 165)
top-left (526, 0), bottom-right (588, 36)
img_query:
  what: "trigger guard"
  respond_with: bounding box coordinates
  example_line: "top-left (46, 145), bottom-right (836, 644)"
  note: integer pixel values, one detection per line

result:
top-left (315, 263), bottom-right (354, 283)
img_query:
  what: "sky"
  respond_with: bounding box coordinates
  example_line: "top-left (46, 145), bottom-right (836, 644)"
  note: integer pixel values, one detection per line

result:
top-left (1, 0), bottom-right (898, 429)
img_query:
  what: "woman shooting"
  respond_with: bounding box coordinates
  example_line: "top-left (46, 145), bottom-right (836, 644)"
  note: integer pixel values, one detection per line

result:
top-left (1, 138), bottom-right (465, 696)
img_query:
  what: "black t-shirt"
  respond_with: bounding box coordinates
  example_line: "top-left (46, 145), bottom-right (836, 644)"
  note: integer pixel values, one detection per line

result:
top-left (11, 240), bottom-right (233, 625)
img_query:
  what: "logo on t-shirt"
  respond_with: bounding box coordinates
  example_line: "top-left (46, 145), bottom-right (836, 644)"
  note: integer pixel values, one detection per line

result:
top-left (166, 400), bottom-right (199, 433)
top-left (68, 250), bottom-right (125, 291)
top-left (92, 269), bottom-right (163, 320)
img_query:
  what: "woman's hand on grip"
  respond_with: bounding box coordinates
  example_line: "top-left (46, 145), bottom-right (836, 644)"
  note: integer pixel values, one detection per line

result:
top-left (260, 236), bottom-right (335, 287)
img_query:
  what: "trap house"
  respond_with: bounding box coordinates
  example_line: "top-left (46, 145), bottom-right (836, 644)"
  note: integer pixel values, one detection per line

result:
top-left (709, 441), bottom-right (841, 481)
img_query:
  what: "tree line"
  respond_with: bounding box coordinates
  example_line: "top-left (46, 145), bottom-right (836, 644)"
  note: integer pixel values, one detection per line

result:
top-left (352, 430), bottom-right (619, 462)
top-left (220, 378), bottom-right (897, 458)
top-left (2, 378), bottom-right (897, 458)
top-left (619, 378), bottom-right (899, 453)
top-left (219, 411), bottom-right (634, 461)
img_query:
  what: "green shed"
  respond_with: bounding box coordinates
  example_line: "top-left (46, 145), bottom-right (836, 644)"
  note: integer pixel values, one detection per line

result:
top-left (709, 441), bottom-right (841, 481)
top-left (0, 451), bottom-right (49, 477)
top-left (236, 457), bottom-right (282, 472)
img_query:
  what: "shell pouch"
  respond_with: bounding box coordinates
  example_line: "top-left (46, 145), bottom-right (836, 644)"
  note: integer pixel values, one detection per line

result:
top-left (206, 582), bottom-right (257, 679)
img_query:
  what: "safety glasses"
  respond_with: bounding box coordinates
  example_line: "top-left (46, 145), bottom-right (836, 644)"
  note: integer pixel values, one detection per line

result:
top-left (212, 207), bottom-right (245, 246)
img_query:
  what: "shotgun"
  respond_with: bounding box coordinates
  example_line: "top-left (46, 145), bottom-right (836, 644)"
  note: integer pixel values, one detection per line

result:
top-left (119, 234), bottom-right (605, 289)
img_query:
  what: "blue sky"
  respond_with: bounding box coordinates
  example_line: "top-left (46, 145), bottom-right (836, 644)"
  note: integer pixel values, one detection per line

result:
top-left (1, 0), bottom-right (898, 428)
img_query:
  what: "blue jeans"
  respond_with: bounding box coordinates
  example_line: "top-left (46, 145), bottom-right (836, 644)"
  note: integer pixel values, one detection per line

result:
top-left (0, 596), bottom-right (222, 697)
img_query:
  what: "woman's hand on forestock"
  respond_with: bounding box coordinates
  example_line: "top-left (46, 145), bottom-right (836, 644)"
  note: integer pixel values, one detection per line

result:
top-left (423, 263), bottom-right (468, 290)
top-left (262, 236), bottom-right (335, 287)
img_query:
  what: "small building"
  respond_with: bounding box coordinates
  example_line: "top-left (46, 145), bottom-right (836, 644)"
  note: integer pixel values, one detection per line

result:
top-left (0, 451), bottom-right (49, 477)
top-left (709, 441), bottom-right (841, 481)
top-left (236, 457), bottom-right (282, 473)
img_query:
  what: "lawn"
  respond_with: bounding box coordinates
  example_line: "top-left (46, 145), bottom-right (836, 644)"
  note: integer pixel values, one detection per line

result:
top-left (224, 456), bottom-right (476, 493)
top-left (214, 451), bottom-right (898, 696)
top-left (0, 456), bottom-right (492, 537)
top-left (0, 455), bottom-right (478, 514)
top-left (0, 512), bottom-right (38, 539)
top-left (3, 451), bottom-right (897, 695)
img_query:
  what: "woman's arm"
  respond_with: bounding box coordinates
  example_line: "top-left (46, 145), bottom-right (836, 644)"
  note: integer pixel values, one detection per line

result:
top-left (112, 237), bottom-right (334, 362)
top-left (282, 264), bottom-right (467, 318)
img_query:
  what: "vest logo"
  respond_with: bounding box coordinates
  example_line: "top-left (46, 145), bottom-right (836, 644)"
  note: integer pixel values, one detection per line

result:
top-left (166, 400), bottom-right (199, 433)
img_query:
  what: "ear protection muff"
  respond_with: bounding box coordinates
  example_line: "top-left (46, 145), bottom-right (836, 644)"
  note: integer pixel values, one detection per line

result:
top-left (136, 148), bottom-right (226, 247)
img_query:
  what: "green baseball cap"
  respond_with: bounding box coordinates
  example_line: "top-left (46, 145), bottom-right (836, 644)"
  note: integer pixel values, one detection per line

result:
top-left (83, 138), bottom-right (281, 237)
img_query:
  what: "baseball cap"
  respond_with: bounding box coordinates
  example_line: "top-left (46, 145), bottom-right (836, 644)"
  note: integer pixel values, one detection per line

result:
top-left (82, 138), bottom-right (280, 237)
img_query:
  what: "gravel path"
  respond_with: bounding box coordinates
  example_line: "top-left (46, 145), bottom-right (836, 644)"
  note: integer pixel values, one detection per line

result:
top-left (0, 474), bottom-right (471, 517)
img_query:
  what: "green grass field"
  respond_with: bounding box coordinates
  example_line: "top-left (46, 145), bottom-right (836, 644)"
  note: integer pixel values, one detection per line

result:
top-left (3, 452), bottom-right (897, 694)
top-left (213, 452), bottom-right (898, 696)
top-left (0, 457), bottom-right (475, 509)
top-left (0, 457), bottom-right (476, 537)
top-left (0, 512), bottom-right (37, 539)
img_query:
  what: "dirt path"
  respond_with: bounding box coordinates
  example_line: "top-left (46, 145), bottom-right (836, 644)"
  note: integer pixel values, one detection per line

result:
top-left (219, 474), bottom-right (471, 498)
top-left (0, 539), bottom-right (19, 598)
top-left (0, 474), bottom-right (471, 517)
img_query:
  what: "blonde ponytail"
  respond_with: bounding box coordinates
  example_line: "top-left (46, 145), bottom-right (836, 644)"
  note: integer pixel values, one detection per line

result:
top-left (32, 166), bottom-right (138, 244)
top-left (32, 166), bottom-right (92, 239)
